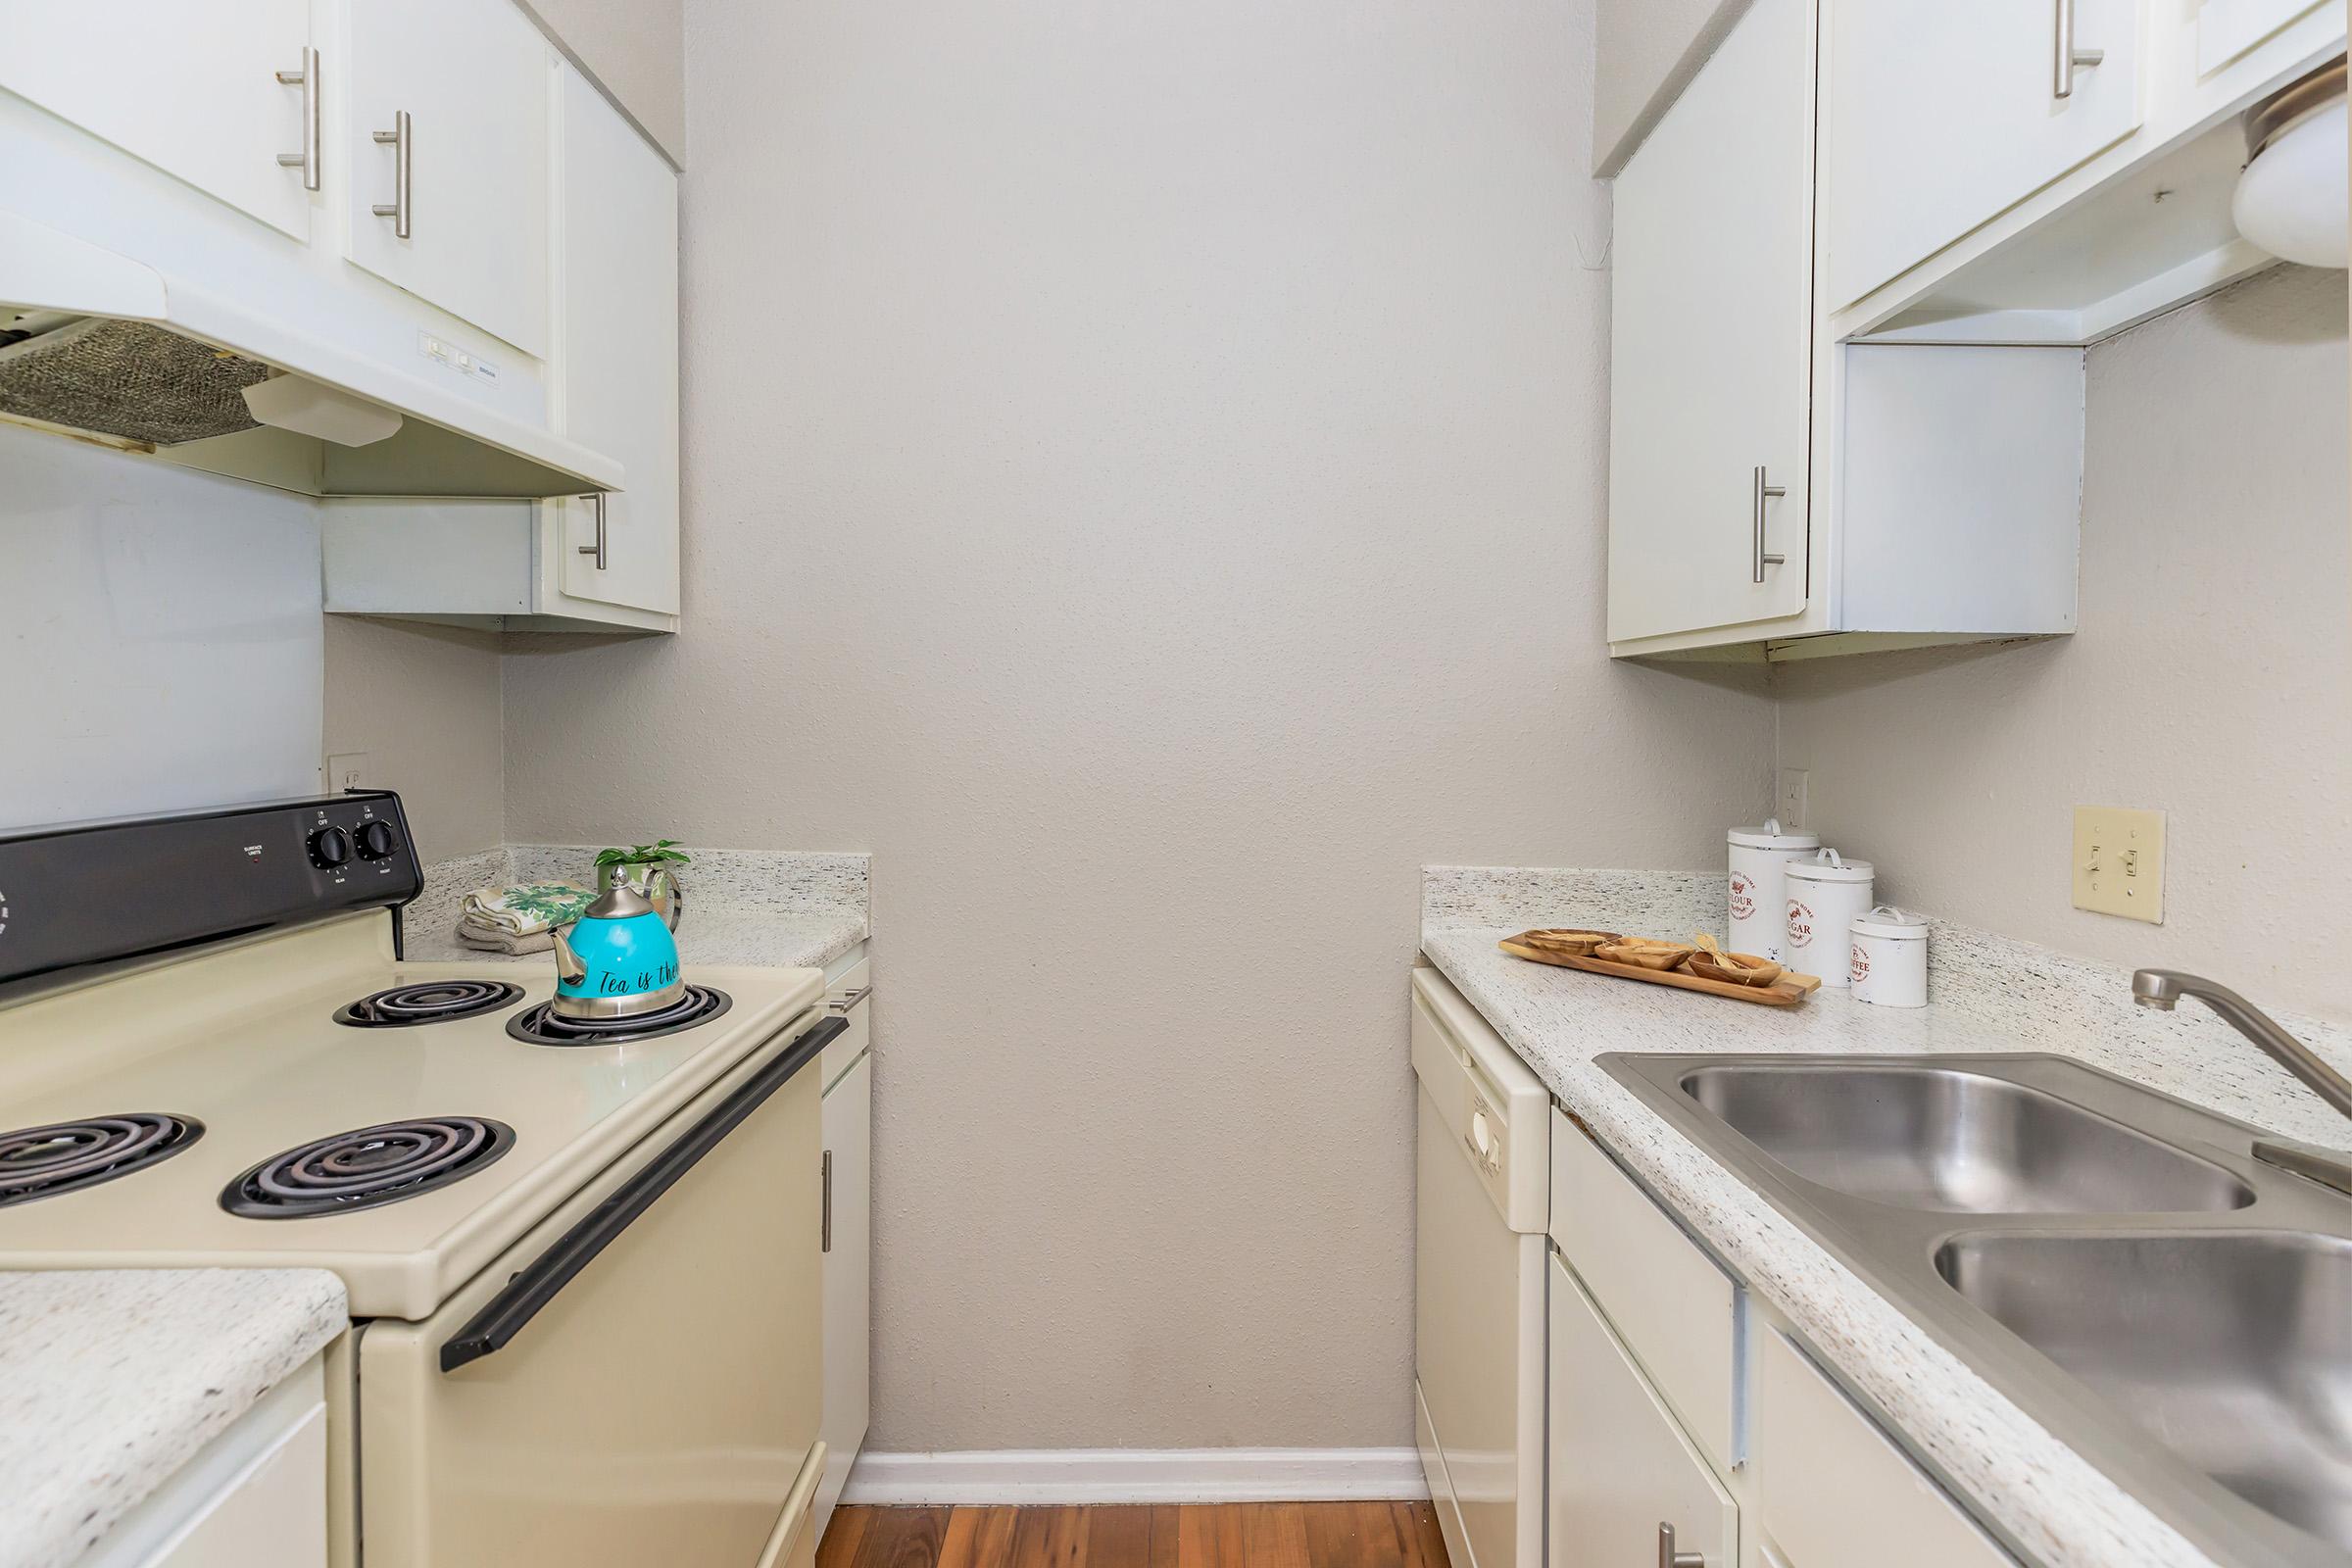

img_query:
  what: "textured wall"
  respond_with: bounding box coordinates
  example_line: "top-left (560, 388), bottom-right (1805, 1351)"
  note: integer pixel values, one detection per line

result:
top-left (322, 618), bottom-right (506, 861)
top-left (519, 0), bottom-right (686, 162)
top-left (1593, 0), bottom-right (1749, 174)
top-left (0, 426), bottom-right (322, 830)
top-left (1776, 265), bottom-right (2350, 1020)
top-left (503, 0), bottom-right (1776, 1451)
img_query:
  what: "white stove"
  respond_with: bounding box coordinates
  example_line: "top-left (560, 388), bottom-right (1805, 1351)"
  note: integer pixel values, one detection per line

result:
top-left (0, 794), bottom-right (840, 1568)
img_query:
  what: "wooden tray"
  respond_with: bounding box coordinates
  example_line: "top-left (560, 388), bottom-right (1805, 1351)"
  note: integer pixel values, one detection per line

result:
top-left (1498, 931), bottom-right (1822, 1006)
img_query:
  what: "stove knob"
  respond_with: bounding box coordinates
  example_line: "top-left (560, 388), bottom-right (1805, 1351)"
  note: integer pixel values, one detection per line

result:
top-left (309, 825), bottom-right (352, 869)
top-left (354, 820), bottom-right (400, 861)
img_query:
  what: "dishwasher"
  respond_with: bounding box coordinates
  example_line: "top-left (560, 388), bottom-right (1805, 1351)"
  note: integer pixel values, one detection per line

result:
top-left (1412, 966), bottom-right (1549, 1568)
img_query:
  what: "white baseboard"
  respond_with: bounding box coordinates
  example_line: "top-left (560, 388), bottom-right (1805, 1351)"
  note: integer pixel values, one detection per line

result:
top-left (840, 1447), bottom-right (1430, 1506)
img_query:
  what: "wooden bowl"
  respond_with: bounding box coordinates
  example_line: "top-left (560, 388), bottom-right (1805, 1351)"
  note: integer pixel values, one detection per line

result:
top-left (1513, 928), bottom-right (1621, 957)
top-left (1594, 938), bottom-right (1697, 971)
top-left (1688, 953), bottom-right (1785, 987)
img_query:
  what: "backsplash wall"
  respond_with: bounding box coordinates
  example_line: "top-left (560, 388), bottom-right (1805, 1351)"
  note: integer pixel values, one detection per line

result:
top-left (1775, 264), bottom-right (2351, 1019)
top-left (0, 425), bottom-right (323, 830)
top-left (0, 421), bottom-right (508, 858)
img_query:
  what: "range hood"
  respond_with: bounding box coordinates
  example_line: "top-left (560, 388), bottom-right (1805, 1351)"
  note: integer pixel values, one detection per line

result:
top-left (0, 212), bottom-right (621, 500)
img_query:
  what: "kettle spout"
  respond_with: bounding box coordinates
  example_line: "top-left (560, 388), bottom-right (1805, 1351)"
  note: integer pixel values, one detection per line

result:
top-left (551, 924), bottom-right (587, 987)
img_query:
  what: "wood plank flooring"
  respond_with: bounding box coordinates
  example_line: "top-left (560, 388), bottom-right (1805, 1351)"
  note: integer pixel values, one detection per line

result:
top-left (818, 1503), bottom-right (1450, 1568)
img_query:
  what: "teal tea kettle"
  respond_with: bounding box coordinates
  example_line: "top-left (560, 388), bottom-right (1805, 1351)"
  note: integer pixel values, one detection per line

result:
top-left (550, 884), bottom-right (685, 1019)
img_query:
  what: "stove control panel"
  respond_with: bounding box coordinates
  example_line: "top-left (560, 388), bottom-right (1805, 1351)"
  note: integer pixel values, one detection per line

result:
top-left (0, 792), bottom-right (422, 997)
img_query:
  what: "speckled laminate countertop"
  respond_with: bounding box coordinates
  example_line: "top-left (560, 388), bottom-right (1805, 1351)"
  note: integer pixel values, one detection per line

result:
top-left (404, 845), bottom-right (869, 972)
top-left (1421, 866), bottom-right (2352, 1568)
top-left (0, 1269), bottom-right (346, 1568)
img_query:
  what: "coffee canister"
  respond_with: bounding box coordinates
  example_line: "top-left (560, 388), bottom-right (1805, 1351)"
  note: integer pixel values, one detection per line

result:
top-left (1728, 817), bottom-right (1820, 962)
top-left (1849, 905), bottom-right (1930, 1007)
top-left (1784, 849), bottom-right (1875, 988)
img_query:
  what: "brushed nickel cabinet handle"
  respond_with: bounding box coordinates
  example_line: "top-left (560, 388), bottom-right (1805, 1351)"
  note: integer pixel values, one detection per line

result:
top-left (821, 1149), bottom-right (833, 1252)
top-left (2054, 0), bottom-right (2105, 99)
top-left (574, 492), bottom-right (608, 569)
top-left (1658, 1522), bottom-right (1705, 1568)
top-left (274, 47), bottom-right (319, 191)
top-left (1751, 466), bottom-right (1788, 583)
top-left (371, 109), bottom-right (412, 238)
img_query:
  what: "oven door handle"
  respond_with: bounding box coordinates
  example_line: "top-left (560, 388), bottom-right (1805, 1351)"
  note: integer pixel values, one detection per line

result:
top-left (438, 1012), bottom-right (848, 1373)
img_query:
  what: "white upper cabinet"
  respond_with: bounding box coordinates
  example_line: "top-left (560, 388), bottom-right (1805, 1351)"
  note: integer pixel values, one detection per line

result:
top-left (0, 0), bottom-right (315, 241)
top-left (2198, 0), bottom-right (2336, 73)
top-left (551, 66), bottom-right (681, 617)
top-left (1825, 0), bottom-right (2145, 310)
top-left (1608, 0), bottom-right (1813, 645)
top-left (341, 0), bottom-right (553, 358)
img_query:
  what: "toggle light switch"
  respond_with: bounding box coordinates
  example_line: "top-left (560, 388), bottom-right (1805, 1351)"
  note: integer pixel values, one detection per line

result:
top-left (2073, 806), bottom-right (2165, 923)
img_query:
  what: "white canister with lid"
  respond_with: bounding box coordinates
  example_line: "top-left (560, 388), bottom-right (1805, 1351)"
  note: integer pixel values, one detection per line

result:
top-left (1728, 817), bottom-right (1820, 961)
top-left (1784, 849), bottom-right (1875, 988)
top-left (1848, 906), bottom-right (1930, 1006)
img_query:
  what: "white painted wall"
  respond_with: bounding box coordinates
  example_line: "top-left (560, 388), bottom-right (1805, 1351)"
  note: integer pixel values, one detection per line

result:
top-left (1594, 0), bottom-right (1749, 174)
top-left (1776, 265), bottom-right (2351, 1019)
top-left (502, 0), bottom-right (1776, 1452)
top-left (322, 618), bottom-right (506, 859)
top-left (0, 425), bottom-right (322, 830)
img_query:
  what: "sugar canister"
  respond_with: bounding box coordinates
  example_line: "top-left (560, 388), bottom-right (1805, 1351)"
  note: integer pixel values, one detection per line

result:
top-left (1784, 849), bottom-right (1874, 988)
top-left (1848, 906), bottom-right (1929, 1006)
top-left (1728, 818), bottom-right (1819, 961)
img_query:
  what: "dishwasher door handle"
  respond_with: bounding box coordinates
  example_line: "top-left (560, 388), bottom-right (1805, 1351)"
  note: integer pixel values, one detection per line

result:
top-left (438, 1013), bottom-right (847, 1372)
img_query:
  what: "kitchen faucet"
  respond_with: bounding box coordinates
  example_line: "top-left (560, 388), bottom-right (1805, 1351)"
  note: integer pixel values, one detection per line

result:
top-left (2133, 969), bottom-right (2352, 1195)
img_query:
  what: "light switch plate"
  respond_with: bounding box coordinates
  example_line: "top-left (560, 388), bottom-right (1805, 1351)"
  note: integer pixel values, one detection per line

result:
top-left (2073, 806), bottom-right (2165, 923)
top-left (325, 753), bottom-right (368, 794)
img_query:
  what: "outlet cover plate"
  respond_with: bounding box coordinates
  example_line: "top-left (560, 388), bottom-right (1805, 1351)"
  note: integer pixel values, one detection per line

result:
top-left (1777, 767), bottom-right (1810, 832)
top-left (2073, 806), bottom-right (2165, 923)
top-left (325, 753), bottom-right (368, 794)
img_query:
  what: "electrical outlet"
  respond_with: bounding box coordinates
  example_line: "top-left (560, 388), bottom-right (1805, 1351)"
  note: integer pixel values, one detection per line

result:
top-left (325, 753), bottom-right (368, 794)
top-left (2073, 806), bottom-right (2165, 923)
top-left (1776, 767), bottom-right (1810, 831)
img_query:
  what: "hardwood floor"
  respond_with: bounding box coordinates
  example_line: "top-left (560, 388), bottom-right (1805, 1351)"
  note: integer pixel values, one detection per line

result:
top-left (817, 1503), bottom-right (1451, 1568)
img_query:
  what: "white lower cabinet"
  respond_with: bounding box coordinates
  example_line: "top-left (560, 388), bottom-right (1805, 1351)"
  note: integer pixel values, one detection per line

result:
top-left (82, 1355), bottom-right (328, 1568)
top-left (1544, 1113), bottom-right (2022, 1568)
top-left (814, 974), bottom-right (873, 1540)
top-left (1547, 1251), bottom-right (1738, 1568)
top-left (1754, 1331), bottom-right (2013, 1568)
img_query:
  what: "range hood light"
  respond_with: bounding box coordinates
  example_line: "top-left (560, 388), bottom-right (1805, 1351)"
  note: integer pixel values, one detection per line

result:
top-left (2233, 56), bottom-right (2348, 270)
top-left (241, 372), bottom-right (404, 447)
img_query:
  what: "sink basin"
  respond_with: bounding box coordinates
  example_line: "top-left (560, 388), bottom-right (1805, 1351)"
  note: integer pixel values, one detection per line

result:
top-left (1678, 1062), bottom-right (2255, 1213)
top-left (1937, 1230), bottom-right (2352, 1554)
top-left (1598, 1052), bottom-right (2352, 1564)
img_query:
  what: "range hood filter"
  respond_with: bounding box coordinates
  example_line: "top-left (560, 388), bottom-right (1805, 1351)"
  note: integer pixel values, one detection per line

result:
top-left (0, 318), bottom-right (271, 446)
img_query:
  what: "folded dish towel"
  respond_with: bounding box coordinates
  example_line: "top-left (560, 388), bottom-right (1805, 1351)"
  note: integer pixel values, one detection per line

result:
top-left (456, 922), bottom-right (558, 956)
top-left (456, 882), bottom-right (594, 953)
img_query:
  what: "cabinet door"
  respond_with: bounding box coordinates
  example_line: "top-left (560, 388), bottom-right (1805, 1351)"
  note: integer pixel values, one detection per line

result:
top-left (342, 0), bottom-right (551, 357)
top-left (2197, 0), bottom-right (2334, 73)
top-left (1549, 1254), bottom-right (1737, 1568)
top-left (0, 0), bottom-right (313, 240)
top-left (1606, 0), bottom-right (1812, 644)
top-left (1825, 0), bottom-right (2143, 310)
top-left (816, 1047), bottom-right (872, 1539)
top-left (552, 67), bottom-right (681, 615)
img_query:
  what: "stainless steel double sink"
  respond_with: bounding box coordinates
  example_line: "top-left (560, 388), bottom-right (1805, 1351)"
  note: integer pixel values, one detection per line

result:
top-left (1599, 1054), bottom-right (2352, 1568)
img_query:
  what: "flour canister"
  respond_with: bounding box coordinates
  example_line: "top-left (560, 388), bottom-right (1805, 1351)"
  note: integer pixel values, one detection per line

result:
top-left (1783, 849), bottom-right (1875, 988)
top-left (1849, 905), bottom-right (1930, 1007)
top-left (1728, 818), bottom-right (1820, 962)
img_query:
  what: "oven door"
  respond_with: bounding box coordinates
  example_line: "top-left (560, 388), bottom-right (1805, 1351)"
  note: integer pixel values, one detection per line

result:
top-left (357, 1012), bottom-right (845, 1568)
